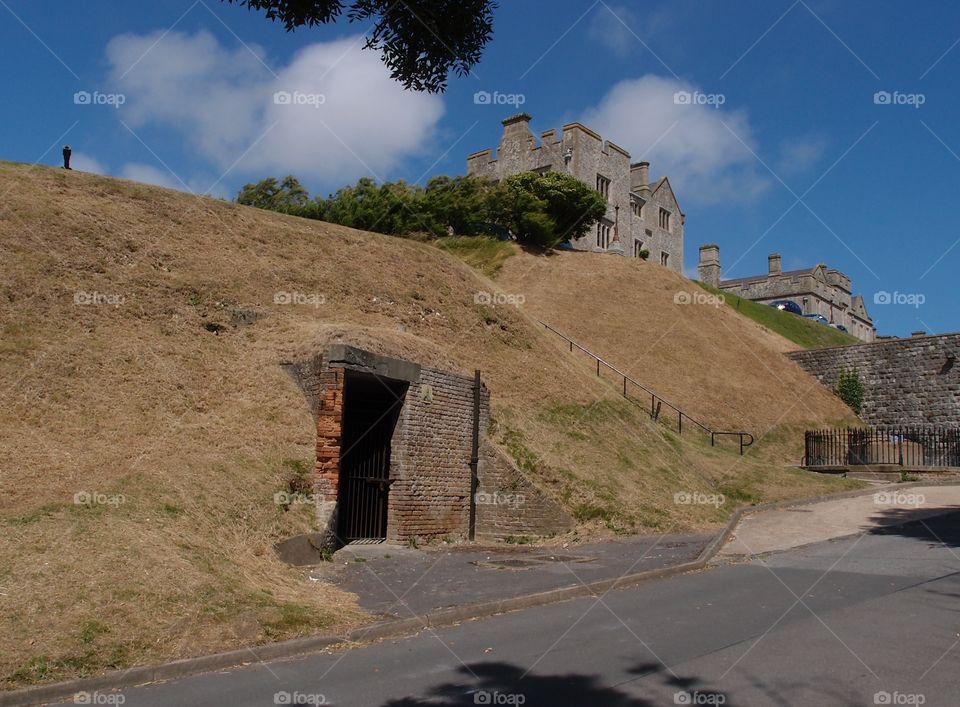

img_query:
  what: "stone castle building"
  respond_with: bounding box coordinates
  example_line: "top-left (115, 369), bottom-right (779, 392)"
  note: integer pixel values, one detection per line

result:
top-left (467, 113), bottom-right (684, 273)
top-left (698, 245), bottom-right (876, 342)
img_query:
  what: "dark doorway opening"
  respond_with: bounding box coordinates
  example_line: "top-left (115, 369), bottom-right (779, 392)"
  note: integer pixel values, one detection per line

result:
top-left (338, 371), bottom-right (407, 542)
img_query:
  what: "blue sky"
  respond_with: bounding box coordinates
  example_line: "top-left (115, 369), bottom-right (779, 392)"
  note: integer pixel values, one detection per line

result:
top-left (2, 0), bottom-right (958, 337)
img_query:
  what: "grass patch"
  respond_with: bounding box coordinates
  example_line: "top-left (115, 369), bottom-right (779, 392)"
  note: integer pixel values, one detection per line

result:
top-left (697, 282), bottom-right (860, 350)
top-left (433, 236), bottom-right (516, 278)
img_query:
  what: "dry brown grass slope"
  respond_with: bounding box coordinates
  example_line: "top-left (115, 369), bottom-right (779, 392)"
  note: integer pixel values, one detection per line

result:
top-left (498, 249), bottom-right (857, 433)
top-left (0, 162), bottom-right (858, 687)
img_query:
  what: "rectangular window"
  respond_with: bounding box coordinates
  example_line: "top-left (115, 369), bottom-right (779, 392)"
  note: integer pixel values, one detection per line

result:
top-left (596, 174), bottom-right (611, 200)
top-left (661, 252), bottom-right (669, 267)
top-left (596, 222), bottom-right (611, 249)
top-left (659, 208), bottom-right (671, 231)
top-left (632, 202), bottom-right (642, 217)
top-left (634, 239), bottom-right (645, 258)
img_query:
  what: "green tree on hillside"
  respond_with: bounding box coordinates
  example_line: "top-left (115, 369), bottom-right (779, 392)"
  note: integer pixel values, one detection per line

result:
top-left (237, 175), bottom-right (309, 212)
top-left (492, 171), bottom-right (607, 249)
top-left (219, 0), bottom-right (496, 93)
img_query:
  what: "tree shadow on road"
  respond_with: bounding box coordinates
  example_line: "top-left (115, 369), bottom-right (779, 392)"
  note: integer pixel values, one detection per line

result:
top-left (866, 507), bottom-right (960, 548)
top-left (379, 660), bottom-right (723, 706)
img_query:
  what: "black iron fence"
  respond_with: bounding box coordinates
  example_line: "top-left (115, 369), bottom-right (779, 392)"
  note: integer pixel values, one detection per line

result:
top-left (805, 427), bottom-right (960, 468)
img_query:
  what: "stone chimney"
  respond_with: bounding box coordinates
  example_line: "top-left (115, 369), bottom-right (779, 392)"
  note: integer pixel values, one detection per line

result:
top-left (501, 112), bottom-right (532, 135)
top-left (631, 161), bottom-right (651, 194)
top-left (698, 244), bottom-right (721, 288)
top-left (768, 252), bottom-right (782, 276)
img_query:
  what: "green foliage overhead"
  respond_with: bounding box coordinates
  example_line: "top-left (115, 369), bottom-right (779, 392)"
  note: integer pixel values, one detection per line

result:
top-left (834, 367), bottom-right (865, 415)
top-left (219, 0), bottom-right (497, 93)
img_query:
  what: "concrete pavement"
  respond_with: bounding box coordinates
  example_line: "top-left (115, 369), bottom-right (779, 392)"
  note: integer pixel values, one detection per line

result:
top-left (719, 484), bottom-right (960, 558)
top-left (80, 510), bottom-right (960, 707)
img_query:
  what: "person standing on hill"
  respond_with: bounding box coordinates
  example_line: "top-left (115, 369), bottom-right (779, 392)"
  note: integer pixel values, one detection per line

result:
top-left (62, 145), bottom-right (72, 170)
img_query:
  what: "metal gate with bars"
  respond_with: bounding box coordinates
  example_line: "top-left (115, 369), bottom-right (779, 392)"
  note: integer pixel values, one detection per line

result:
top-left (337, 372), bottom-right (406, 542)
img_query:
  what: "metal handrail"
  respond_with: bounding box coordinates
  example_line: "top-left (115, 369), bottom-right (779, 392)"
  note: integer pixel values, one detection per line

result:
top-left (538, 320), bottom-right (754, 455)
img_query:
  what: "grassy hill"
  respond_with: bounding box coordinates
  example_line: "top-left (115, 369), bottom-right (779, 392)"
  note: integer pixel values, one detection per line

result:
top-left (0, 162), bottom-right (859, 687)
top-left (697, 283), bottom-right (861, 350)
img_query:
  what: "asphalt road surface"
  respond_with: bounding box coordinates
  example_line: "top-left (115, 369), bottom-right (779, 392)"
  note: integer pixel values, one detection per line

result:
top-left (82, 511), bottom-right (960, 707)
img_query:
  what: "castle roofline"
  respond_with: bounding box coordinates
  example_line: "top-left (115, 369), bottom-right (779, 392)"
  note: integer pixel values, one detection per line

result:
top-left (562, 122), bottom-right (603, 141)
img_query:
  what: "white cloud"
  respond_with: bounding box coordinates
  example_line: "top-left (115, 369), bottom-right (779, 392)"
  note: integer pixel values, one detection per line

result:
top-left (776, 136), bottom-right (827, 176)
top-left (118, 162), bottom-right (230, 199)
top-left (581, 75), bottom-right (770, 206)
top-left (70, 151), bottom-right (106, 174)
top-left (587, 5), bottom-right (638, 57)
top-left (104, 31), bottom-right (444, 191)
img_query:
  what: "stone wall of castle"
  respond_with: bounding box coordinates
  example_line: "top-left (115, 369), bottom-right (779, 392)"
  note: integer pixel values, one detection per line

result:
top-left (788, 334), bottom-right (960, 426)
top-left (468, 114), bottom-right (684, 273)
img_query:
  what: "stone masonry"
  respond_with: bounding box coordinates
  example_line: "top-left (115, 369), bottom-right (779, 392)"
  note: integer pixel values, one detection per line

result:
top-left (788, 333), bottom-right (960, 426)
top-left (467, 113), bottom-right (685, 273)
top-left (284, 345), bottom-right (572, 545)
top-left (699, 244), bottom-right (876, 342)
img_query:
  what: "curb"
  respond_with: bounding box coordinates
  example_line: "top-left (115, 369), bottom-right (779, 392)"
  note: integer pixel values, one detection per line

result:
top-left (4, 479), bottom-right (959, 706)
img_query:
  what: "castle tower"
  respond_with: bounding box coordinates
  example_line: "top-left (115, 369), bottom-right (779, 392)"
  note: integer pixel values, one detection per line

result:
top-left (698, 244), bottom-right (721, 288)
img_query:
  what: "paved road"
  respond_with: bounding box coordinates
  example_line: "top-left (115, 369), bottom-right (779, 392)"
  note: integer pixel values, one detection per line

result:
top-left (84, 510), bottom-right (960, 707)
top-left (324, 533), bottom-right (710, 617)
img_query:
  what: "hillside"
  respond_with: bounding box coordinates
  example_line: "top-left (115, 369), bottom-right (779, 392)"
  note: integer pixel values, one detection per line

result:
top-left (0, 162), bottom-right (858, 687)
